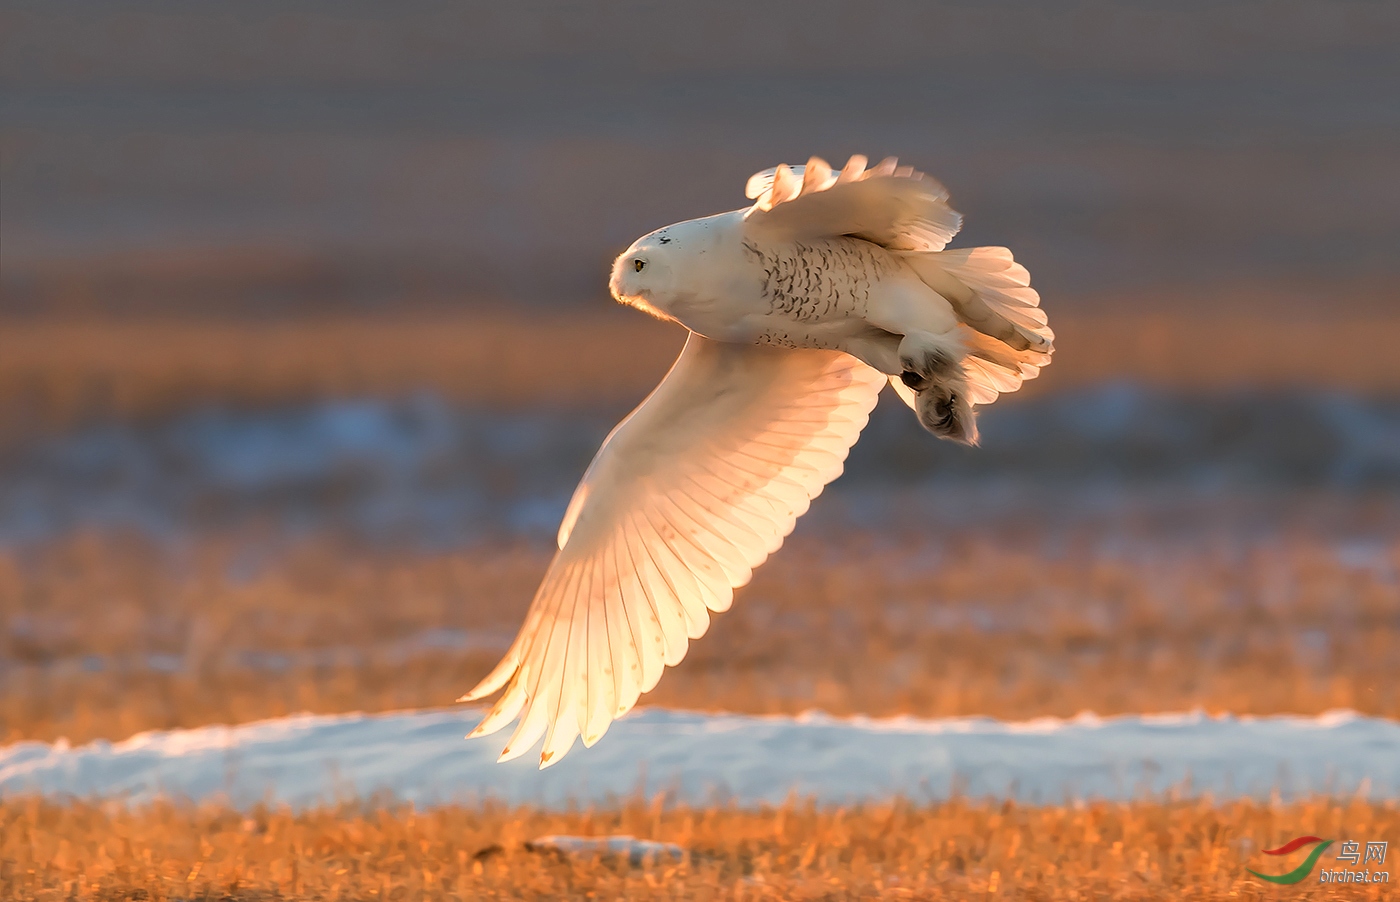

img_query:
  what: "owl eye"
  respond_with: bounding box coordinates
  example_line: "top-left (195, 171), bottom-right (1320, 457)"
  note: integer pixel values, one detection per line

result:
top-left (634, 259), bottom-right (646, 272)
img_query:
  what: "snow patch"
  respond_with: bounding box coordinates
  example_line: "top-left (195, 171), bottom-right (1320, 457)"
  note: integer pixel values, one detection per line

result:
top-left (2, 708), bottom-right (1395, 809)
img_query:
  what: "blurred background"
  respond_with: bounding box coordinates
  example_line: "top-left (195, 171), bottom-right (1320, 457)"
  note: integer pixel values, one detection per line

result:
top-left (2, 1), bottom-right (1397, 745)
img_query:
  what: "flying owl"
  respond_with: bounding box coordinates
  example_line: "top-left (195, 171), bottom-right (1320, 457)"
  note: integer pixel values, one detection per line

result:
top-left (462, 155), bottom-right (1054, 766)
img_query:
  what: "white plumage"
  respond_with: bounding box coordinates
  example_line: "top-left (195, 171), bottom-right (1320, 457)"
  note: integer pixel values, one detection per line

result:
top-left (462, 155), bottom-right (1053, 766)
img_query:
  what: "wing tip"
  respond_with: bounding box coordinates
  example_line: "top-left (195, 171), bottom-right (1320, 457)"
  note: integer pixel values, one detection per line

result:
top-left (458, 680), bottom-right (499, 704)
top-left (748, 154), bottom-right (882, 208)
top-left (460, 656), bottom-right (519, 703)
top-left (745, 153), bottom-right (956, 247)
top-left (497, 745), bottom-right (526, 764)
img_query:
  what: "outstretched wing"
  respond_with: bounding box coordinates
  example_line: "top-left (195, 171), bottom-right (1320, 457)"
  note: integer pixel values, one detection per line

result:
top-left (462, 334), bottom-right (886, 767)
top-left (743, 154), bottom-right (963, 252)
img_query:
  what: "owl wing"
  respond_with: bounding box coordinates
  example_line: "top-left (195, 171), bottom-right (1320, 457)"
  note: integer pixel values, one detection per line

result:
top-left (748, 156), bottom-right (1053, 407)
top-left (462, 333), bottom-right (886, 767)
top-left (742, 154), bottom-right (963, 252)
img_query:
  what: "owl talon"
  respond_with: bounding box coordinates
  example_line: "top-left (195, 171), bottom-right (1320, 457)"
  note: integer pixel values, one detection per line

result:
top-left (900, 370), bottom-right (930, 391)
top-left (915, 383), bottom-right (978, 445)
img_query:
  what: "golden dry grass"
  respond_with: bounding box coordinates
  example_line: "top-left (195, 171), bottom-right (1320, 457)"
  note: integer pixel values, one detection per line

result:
top-left (2, 310), bottom-right (1398, 442)
top-left (5, 514), bottom-right (1396, 746)
top-left (4, 795), bottom-right (1396, 900)
top-left (0, 310), bottom-right (678, 444)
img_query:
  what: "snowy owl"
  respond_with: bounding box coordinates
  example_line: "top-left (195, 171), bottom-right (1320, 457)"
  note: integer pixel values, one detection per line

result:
top-left (463, 155), bottom-right (1053, 766)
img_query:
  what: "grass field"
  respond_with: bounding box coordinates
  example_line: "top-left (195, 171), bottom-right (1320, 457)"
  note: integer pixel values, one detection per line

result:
top-left (5, 795), bottom-right (1396, 900)
top-left (2, 310), bottom-right (1397, 900)
top-left (4, 512), bottom-right (1396, 746)
top-left (4, 309), bottom-right (1396, 743)
top-left (2, 310), bottom-right (1398, 744)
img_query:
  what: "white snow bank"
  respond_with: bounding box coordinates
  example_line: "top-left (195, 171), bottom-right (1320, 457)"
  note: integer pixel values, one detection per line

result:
top-left (2, 708), bottom-right (1395, 809)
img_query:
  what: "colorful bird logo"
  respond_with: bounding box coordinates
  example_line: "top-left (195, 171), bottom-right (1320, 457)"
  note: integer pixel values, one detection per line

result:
top-left (1248, 836), bottom-right (1334, 885)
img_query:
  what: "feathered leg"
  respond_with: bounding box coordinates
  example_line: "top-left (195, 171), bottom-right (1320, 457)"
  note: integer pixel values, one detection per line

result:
top-left (897, 332), bottom-right (978, 445)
